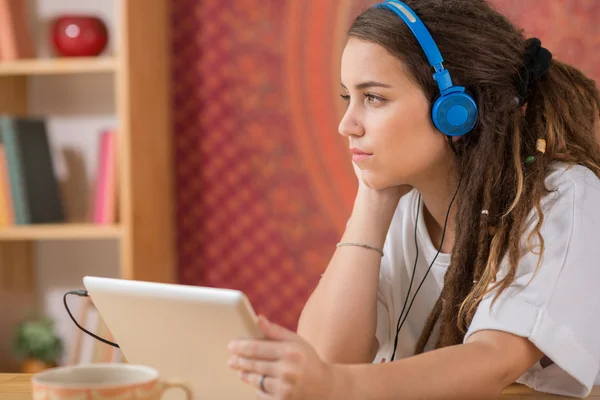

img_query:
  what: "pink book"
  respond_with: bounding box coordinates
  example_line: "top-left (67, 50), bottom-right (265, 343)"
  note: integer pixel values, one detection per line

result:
top-left (0, 145), bottom-right (15, 225)
top-left (0, 0), bottom-right (34, 60)
top-left (92, 131), bottom-right (117, 224)
top-left (103, 131), bottom-right (117, 223)
top-left (92, 133), bottom-right (107, 223)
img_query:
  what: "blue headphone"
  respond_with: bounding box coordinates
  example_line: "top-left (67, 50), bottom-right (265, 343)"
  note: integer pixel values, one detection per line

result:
top-left (374, 0), bottom-right (478, 136)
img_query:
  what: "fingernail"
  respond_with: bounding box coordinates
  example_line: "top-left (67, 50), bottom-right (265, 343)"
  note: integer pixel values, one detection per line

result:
top-left (228, 356), bottom-right (236, 367)
top-left (228, 341), bottom-right (236, 351)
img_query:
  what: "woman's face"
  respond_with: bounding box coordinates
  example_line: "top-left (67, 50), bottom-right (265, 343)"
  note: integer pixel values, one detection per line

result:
top-left (339, 37), bottom-right (449, 190)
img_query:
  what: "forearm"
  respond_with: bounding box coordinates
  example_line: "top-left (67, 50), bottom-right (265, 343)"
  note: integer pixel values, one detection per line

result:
top-left (335, 341), bottom-right (517, 400)
top-left (297, 190), bottom-right (400, 364)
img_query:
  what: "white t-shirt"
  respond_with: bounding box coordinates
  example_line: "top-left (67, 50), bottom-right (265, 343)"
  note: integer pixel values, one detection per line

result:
top-left (373, 162), bottom-right (600, 398)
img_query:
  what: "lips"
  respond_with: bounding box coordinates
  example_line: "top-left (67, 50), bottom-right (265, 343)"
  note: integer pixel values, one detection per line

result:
top-left (350, 147), bottom-right (372, 162)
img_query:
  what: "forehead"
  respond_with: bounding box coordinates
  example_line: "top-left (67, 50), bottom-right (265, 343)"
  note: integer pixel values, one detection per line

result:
top-left (341, 37), bottom-right (408, 85)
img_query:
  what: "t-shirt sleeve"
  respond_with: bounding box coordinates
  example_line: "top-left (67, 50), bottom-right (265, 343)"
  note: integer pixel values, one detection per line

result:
top-left (464, 169), bottom-right (600, 398)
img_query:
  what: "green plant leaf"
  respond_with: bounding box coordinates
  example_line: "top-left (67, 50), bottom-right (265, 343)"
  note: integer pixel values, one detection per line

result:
top-left (11, 316), bottom-right (63, 363)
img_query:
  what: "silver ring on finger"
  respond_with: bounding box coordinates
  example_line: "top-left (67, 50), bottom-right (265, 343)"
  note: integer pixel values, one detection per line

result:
top-left (259, 374), bottom-right (267, 393)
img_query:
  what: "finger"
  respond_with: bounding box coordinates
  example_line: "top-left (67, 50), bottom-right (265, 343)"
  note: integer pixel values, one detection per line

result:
top-left (256, 390), bottom-right (276, 400)
top-left (239, 371), bottom-right (277, 396)
top-left (258, 315), bottom-right (302, 342)
top-left (229, 339), bottom-right (288, 360)
top-left (228, 356), bottom-right (278, 377)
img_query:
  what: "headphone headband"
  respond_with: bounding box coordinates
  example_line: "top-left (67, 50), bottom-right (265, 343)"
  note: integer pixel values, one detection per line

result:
top-left (374, 0), bottom-right (453, 93)
top-left (374, 1), bottom-right (443, 69)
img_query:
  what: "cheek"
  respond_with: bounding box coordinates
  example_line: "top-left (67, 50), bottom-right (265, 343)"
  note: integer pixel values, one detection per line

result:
top-left (368, 111), bottom-right (444, 186)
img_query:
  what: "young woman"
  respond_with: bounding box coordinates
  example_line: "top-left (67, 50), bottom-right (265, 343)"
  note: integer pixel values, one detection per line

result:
top-left (227, 0), bottom-right (600, 398)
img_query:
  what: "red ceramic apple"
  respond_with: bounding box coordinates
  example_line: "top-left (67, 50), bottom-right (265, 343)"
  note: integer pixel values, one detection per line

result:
top-left (51, 15), bottom-right (108, 57)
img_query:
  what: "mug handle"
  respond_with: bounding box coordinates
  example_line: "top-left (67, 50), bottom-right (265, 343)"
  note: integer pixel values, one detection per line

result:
top-left (159, 379), bottom-right (193, 399)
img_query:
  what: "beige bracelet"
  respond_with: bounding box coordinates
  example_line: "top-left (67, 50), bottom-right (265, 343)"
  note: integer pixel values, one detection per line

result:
top-left (336, 242), bottom-right (384, 257)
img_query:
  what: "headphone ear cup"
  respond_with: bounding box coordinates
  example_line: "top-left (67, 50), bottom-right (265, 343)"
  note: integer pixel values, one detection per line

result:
top-left (432, 88), bottom-right (478, 137)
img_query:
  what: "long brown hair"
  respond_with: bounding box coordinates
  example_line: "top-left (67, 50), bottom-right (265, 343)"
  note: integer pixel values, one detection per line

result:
top-left (348, 0), bottom-right (600, 352)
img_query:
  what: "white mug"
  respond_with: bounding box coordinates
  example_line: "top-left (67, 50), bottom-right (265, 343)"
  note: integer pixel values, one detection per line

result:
top-left (32, 363), bottom-right (192, 400)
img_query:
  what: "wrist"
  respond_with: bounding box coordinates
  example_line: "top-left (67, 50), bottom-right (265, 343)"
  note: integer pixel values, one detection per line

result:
top-left (328, 364), bottom-right (357, 400)
top-left (341, 186), bottom-right (409, 252)
top-left (353, 185), bottom-right (408, 218)
top-left (347, 191), bottom-right (401, 241)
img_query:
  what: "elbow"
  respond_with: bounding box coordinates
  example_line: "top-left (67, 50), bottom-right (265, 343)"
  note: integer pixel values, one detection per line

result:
top-left (486, 383), bottom-right (508, 400)
top-left (297, 304), bottom-right (379, 364)
top-left (318, 349), bottom-right (374, 365)
top-left (298, 334), bottom-right (378, 365)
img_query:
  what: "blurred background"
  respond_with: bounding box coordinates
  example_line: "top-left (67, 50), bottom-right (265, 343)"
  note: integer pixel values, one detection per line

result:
top-left (0, 0), bottom-right (598, 373)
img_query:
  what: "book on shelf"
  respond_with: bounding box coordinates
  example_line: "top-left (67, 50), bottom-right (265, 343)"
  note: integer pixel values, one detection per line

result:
top-left (0, 116), bottom-right (119, 228)
top-left (0, 0), bottom-right (34, 60)
top-left (92, 130), bottom-right (118, 225)
top-left (0, 145), bottom-right (14, 225)
top-left (0, 116), bottom-right (65, 225)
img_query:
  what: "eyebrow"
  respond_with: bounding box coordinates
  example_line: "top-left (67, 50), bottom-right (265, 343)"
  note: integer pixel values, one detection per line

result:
top-left (341, 81), bottom-right (393, 90)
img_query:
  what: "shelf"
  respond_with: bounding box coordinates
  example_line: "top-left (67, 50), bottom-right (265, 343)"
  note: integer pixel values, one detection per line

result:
top-left (0, 57), bottom-right (118, 76)
top-left (0, 224), bottom-right (123, 241)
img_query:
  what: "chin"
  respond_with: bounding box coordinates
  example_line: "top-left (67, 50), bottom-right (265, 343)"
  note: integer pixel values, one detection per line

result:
top-left (361, 170), bottom-right (406, 190)
top-left (361, 172), bottom-right (400, 191)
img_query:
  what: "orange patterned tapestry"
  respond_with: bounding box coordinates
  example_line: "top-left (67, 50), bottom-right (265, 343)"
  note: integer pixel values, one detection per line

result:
top-left (171, 0), bottom-right (600, 330)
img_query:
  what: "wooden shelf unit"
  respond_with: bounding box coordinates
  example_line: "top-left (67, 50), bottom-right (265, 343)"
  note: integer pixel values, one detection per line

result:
top-left (0, 224), bottom-right (123, 241)
top-left (0, 57), bottom-right (118, 76)
top-left (0, 0), bottom-right (176, 284)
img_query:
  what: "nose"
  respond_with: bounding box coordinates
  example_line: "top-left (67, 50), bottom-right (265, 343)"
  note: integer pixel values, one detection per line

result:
top-left (338, 108), bottom-right (364, 138)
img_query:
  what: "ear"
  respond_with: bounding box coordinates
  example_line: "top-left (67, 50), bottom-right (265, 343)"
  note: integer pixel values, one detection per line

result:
top-left (446, 135), bottom-right (459, 155)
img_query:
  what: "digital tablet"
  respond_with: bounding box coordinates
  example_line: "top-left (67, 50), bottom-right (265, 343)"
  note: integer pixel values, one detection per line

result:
top-left (82, 276), bottom-right (263, 400)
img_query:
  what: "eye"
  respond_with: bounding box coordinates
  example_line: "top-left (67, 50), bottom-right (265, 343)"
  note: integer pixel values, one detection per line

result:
top-left (364, 93), bottom-right (384, 105)
top-left (340, 94), bottom-right (350, 102)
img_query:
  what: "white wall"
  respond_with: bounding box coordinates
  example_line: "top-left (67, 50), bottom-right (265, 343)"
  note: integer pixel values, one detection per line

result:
top-left (2, 0), bottom-right (121, 370)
